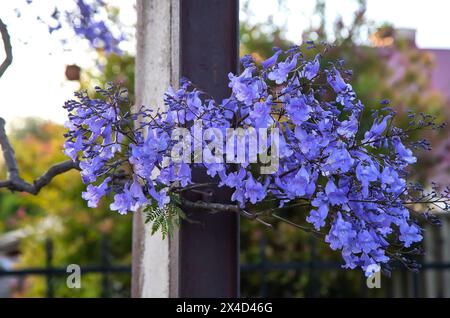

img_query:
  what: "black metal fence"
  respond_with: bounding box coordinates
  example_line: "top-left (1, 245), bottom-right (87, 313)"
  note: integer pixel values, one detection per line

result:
top-left (2, 236), bottom-right (450, 297)
top-left (0, 236), bottom-right (130, 298)
top-left (240, 236), bottom-right (450, 298)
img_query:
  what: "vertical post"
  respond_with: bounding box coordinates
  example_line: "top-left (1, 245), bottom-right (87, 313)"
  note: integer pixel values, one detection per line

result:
top-left (442, 216), bottom-right (450, 297)
top-left (132, 0), bottom-right (180, 298)
top-left (424, 223), bottom-right (437, 297)
top-left (178, 0), bottom-right (240, 298)
top-left (101, 235), bottom-right (111, 298)
top-left (392, 271), bottom-right (403, 297)
top-left (258, 236), bottom-right (268, 298)
top-left (132, 0), bottom-right (239, 298)
top-left (307, 236), bottom-right (319, 297)
top-left (45, 238), bottom-right (54, 298)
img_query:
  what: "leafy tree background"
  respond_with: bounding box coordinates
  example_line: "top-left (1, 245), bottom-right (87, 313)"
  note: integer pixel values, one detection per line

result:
top-left (0, 119), bottom-right (132, 297)
top-left (0, 0), bottom-right (448, 297)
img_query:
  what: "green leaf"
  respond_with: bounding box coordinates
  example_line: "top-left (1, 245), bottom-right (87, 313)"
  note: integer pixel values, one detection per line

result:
top-left (143, 194), bottom-right (182, 239)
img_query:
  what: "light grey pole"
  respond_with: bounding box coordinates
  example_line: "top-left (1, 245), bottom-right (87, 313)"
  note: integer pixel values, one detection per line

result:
top-left (132, 0), bottom-right (180, 298)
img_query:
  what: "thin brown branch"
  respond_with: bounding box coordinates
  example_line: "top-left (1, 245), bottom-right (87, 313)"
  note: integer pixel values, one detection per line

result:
top-left (180, 198), bottom-right (274, 227)
top-left (0, 18), bottom-right (13, 78)
top-left (0, 118), bottom-right (19, 180)
top-left (0, 117), bottom-right (80, 194)
top-left (271, 213), bottom-right (323, 236)
top-left (181, 198), bottom-right (241, 214)
top-left (0, 20), bottom-right (78, 194)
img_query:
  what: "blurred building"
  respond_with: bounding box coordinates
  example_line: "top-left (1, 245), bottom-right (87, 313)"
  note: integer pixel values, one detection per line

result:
top-left (0, 230), bottom-right (24, 297)
top-left (371, 27), bottom-right (450, 102)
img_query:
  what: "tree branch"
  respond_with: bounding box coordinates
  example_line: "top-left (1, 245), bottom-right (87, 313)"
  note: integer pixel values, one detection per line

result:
top-left (0, 20), bottom-right (80, 194)
top-left (0, 18), bottom-right (13, 78)
top-left (180, 198), bottom-right (274, 227)
top-left (0, 117), bottom-right (80, 194)
top-left (181, 198), bottom-right (242, 214)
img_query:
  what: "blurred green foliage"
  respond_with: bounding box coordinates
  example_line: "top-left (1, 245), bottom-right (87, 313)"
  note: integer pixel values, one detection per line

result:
top-left (0, 119), bottom-right (132, 297)
top-left (81, 52), bottom-right (135, 102)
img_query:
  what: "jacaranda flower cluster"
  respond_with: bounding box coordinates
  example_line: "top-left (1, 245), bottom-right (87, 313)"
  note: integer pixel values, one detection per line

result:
top-left (25, 0), bottom-right (124, 54)
top-left (68, 0), bottom-right (124, 54)
top-left (63, 45), bottom-right (449, 276)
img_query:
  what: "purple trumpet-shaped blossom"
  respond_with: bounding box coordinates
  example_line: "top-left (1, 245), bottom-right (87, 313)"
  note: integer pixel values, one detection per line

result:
top-left (82, 177), bottom-right (110, 207)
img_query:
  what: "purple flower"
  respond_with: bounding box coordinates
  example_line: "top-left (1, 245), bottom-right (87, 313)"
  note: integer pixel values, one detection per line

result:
top-left (327, 68), bottom-right (349, 94)
top-left (250, 97), bottom-right (274, 128)
top-left (130, 130), bottom-right (169, 179)
top-left (228, 67), bottom-right (264, 105)
top-left (130, 178), bottom-right (148, 207)
top-left (307, 203), bottom-right (328, 230)
top-left (399, 223), bottom-right (422, 247)
top-left (245, 175), bottom-right (266, 204)
top-left (393, 137), bottom-right (417, 164)
top-left (286, 96), bottom-right (312, 125)
top-left (66, 0), bottom-right (124, 54)
top-left (262, 49), bottom-right (282, 69)
top-left (294, 126), bottom-right (329, 159)
top-left (79, 156), bottom-right (105, 184)
top-left (337, 115), bottom-right (358, 139)
top-left (177, 163), bottom-right (192, 187)
top-left (323, 144), bottom-right (354, 173)
top-left (276, 166), bottom-right (316, 199)
top-left (300, 53), bottom-right (320, 80)
top-left (82, 177), bottom-right (110, 207)
top-left (357, 230), bottom-right (379, 254)
top-left (241, 54), bottom-right (255, 68)
top-left (64, 134), bottom-right (83, 161)
top-left (277, 132), bottom-right (294, 158)
top-left (110, 184), bottom-right (134, 215)
top-left (268, 54), bottom-right (298, 84)
top-left (205, 163), bottom-right (225, 178)
top-left (362, 115), bottom-right (391, 145)
top-left (381, 167), bottom-right (405, 195)
top-left (231, 187), bottom-right (246, 207)
top-left (185, 91), bottom-right (202, 121)
top-left (325, 180), bottom-right (348, 205)
top-left (356, 161), bottom-right (379, 197)
top-left (326, 213), bottom-right (357, 251)
top-left (149, 187), bottom-right (171, 209)
top-left (221, 168), bottom-right (246, 188)
top-left (158, 165), bottom-right (176, 186)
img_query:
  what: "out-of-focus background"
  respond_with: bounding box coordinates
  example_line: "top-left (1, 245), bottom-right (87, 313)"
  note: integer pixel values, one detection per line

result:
top-left (1, 0), bottom-right (450, 297)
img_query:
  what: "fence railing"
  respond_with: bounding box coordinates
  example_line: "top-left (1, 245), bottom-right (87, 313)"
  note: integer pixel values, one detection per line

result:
top-left (240, 234), bottom-right (450, 298)
top-left (0, 236), bottom-right (131, 298)
top-left (2, 231), bottom-right (450, 297)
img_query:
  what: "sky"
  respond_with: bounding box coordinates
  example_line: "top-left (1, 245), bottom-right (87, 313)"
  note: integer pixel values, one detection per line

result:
top-left (243, 0), bottom-right (450, 48)
top-left (0, 0), bottom-right (450, 125)
top-left (0, 0), bottom-right (135, 126)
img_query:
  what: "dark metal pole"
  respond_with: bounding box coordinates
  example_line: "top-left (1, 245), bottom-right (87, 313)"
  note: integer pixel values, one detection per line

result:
top-left (101, 234), bottom-right (111, 298)
top-left (259, 236), bottom-right (268, 298)
top-left (179, 0), bottom-right (240, 297)
top-left (45, 238), bottom-right (54, 298)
